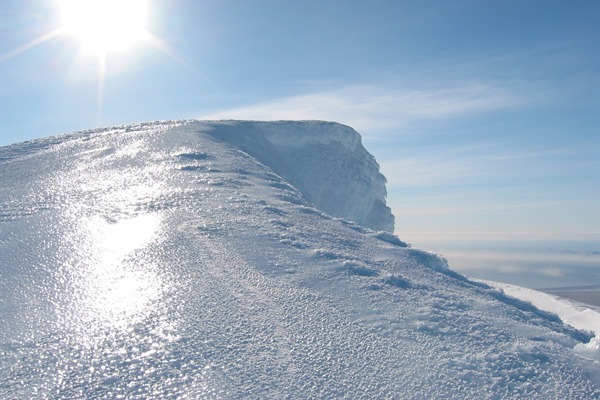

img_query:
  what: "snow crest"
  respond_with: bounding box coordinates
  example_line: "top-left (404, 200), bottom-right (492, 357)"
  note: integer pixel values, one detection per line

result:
top-left (200, 120), bottom-right (395, 232)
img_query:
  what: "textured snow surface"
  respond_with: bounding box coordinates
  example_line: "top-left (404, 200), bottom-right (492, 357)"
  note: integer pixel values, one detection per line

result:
top-left (480, 280), bottom-right (600, 371)
top-left (0, 120), bottom-right (598, 399)
top-left (479, 280), bottom-right (600, 338)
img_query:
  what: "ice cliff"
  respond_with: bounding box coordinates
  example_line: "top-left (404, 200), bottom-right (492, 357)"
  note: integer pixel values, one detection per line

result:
top-left (201, 120), bottom-right (395, 232)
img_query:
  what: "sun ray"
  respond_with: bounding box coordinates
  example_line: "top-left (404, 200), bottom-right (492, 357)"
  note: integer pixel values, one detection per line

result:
top-left (1, 0), bottom-right (204, 129)
top-left (143, 32), bottom-right (208, 81)
top-left (95, 55), bottom-right (107, 127)
top-left (0, 28), bottom-right (63, 63)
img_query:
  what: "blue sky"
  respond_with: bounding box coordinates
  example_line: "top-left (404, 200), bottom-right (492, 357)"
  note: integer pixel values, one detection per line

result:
top-left (1, 0), bottom-right (599, 286)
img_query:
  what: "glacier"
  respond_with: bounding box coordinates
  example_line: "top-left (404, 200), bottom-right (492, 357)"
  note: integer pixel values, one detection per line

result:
top-left (0, 120), bottom-right (598, 399)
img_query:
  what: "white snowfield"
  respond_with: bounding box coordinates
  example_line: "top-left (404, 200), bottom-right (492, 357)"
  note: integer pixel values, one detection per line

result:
top-left (479, 280), bottom-right (600, 364)
top-left (0, 120), bottom-right (598, 399)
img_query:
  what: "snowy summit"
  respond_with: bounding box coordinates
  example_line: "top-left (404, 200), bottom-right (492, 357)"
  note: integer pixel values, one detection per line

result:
top-left (0, 120), bottom-right (598, 398)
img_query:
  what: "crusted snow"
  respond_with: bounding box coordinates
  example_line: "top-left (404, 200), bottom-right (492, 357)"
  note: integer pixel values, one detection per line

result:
top-left (480, 279), bottom-right (600, 370)
top-left (0, 120), bottom-right (598, 399)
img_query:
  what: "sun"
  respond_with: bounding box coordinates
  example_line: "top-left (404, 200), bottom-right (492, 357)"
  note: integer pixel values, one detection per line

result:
top-left (59, 0), bottom-right (148, 54)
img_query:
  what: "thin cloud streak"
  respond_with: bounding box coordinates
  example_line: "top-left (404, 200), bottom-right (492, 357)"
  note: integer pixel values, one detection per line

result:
top-left (379, 146), bottom-right (583, 190)
top-left (380, 157), bottom-right (480, 188)
top-left (200, 82), bottom-right (531, 133)
top-left (402, 231), bottom-right (599, 241)
top-left (439, 249), bottom-right (599, 286)
top-left (422, 245), bottom-right (600, 287)
top-left (392, 201), bottom-right (571, 217)
top-left (489, 149), bottom-right (571, 161)
top-left (440, 249), bottom-right (600, 267)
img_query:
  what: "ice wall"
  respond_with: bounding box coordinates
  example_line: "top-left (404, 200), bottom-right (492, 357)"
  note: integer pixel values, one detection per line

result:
top-left (199, 120), bottom-right (395, 232)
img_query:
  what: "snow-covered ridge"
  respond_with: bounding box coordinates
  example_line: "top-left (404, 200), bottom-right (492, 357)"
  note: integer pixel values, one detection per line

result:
top-left (199, 120), bottom-right (395, 232)
top-left (1, 120), bottom-right (598, 398)
top-left (0, 120), bottom-right (395, 232)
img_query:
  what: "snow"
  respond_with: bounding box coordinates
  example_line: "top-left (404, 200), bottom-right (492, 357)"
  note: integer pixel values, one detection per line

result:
top-left (0, 120), bottom-right (599, 398)
top-left (478, 280), bottom-right (599, 337)
top-left (200, 120), bottom-right (395, 233)
top-left (480, 280), bottom-right (600, 367)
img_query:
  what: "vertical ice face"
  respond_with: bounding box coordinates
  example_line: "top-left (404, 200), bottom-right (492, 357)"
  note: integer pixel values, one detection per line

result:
top-left (201, 120), bottom-right (395, 232)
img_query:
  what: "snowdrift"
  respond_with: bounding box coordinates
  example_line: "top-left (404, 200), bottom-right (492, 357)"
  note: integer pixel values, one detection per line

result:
top-left (0, 120), bottom-right (598, 399)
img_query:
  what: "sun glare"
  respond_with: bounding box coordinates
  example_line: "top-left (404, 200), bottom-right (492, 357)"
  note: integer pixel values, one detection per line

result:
top-left (60, 0), bottom-right (147, 54)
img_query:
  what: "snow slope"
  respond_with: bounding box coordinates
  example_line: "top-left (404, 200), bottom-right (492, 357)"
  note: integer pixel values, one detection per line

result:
top-left (480, 280), bottom-right (600, 365)
top-left (0, 120), bottom-right (598, 399)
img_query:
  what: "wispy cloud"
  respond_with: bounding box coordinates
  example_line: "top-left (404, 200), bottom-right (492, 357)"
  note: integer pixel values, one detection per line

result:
top-left (489, 149), bottom-right (572, 162)
top-left (200, 82), bottom-right (531, 134)
top-left (423, 247), bottom-right (600, 288)
top-left (400, 232), bottom-right (600, 288)
top-left (440, 249), bottom-right (600, 268)
top-left (392, 200), bottom-right (569, 217)
top-left (379, 156), bottom-right (481, 188)
top-left (402, 231), bottom-right (600, 242)
top-left (378, 144), bottom-right (579, 190)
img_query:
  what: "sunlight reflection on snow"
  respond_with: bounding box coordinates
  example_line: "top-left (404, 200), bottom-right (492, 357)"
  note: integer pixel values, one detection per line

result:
top-left (66, 212), bottom-right (164, 338)
top-left (94, 213), bottom-right (159, 259)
